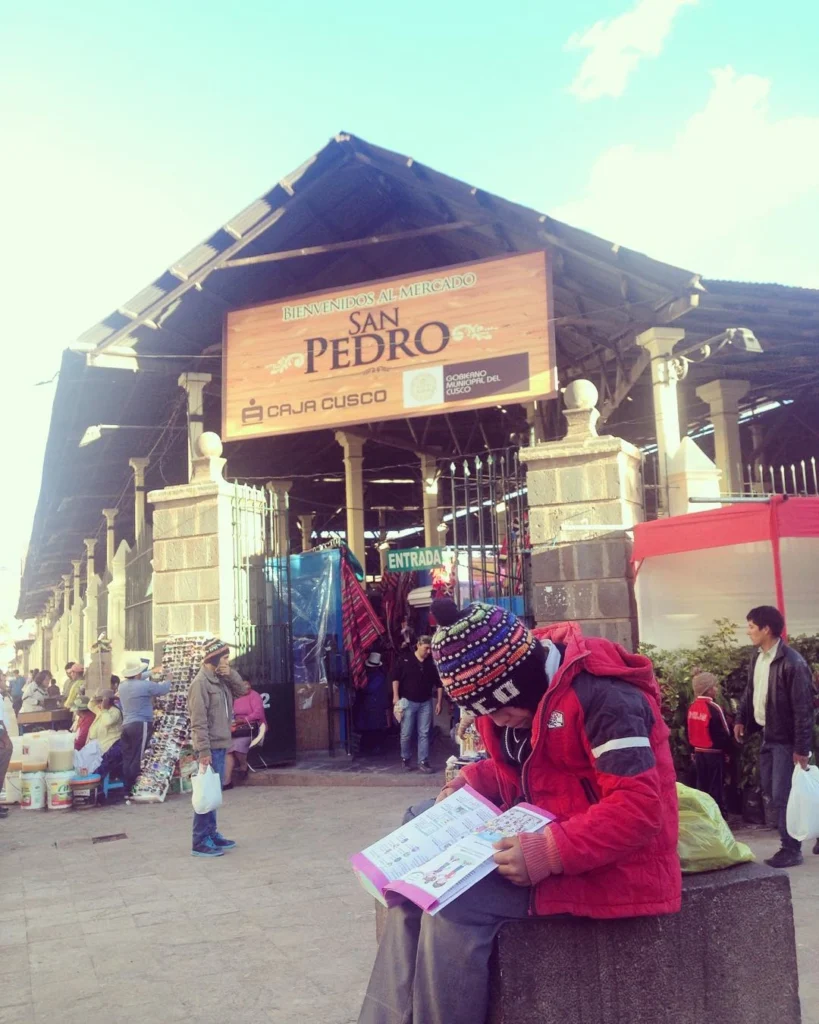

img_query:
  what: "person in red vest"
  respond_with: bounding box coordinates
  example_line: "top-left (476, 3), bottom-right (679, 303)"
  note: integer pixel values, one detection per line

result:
top-left (358, 599), bottom-right (681, 1024)
top-left (687, 672), bottom-right (732, 813)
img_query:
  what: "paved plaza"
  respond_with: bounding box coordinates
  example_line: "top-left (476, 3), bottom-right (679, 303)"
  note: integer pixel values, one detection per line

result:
top-left (2, 785), bottom-right (818, 1024)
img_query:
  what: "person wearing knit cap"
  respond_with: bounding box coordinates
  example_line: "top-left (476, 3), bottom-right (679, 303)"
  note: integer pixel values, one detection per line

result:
top-left (687, 672), bottom-right (732, 814)
top-left (187, 639), bottom-right (249, 858)
top-left (358, 599), bottom-right (680, 1024)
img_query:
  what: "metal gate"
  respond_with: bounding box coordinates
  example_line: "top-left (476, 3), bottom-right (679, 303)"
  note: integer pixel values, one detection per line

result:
top-left (125, 527), bottom-right (153, 651)
top-left (231, 483), bottom-right (296, 764)
top-left (444, 447), bottom-right (531, 622)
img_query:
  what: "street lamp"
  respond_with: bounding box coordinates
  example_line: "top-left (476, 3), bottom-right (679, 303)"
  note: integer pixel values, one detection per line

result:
top-left (78, 424), bottom-right (182, 448)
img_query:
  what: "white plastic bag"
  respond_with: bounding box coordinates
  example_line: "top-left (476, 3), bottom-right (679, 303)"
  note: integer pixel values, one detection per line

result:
top-left (786, 764), bottom-right (819, 841)
top-left (191, 764), bottom-right (223, 815)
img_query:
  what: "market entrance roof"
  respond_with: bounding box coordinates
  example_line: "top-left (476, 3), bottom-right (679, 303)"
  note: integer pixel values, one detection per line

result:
top-left (18, 133), bottom-right (819, 618)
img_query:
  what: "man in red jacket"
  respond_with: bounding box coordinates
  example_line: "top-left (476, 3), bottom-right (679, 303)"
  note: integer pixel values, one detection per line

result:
top-left (358, 600), bottom-right (680, 1024)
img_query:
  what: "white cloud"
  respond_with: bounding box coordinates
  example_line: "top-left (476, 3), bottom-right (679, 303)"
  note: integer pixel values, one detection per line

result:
top-left (552, 67), bottom-right (819, 286)
top-left (567, 0), bottom-right (697, 101)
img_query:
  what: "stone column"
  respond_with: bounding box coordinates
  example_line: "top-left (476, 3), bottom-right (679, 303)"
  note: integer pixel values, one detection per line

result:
top-left (149, 432), bottom-right (247, 648)
top-left (695, 379), bottom-right (750, 495)
top-left (266, 480), bottom-right (293, 558)
top-left (636, 327), bottom-right (686, 514)
top-left (102, 508), bottom-right (118, 575)
top-left (70, 558), bottom-right (82, 662)
top-left (108, 540), bottom-right (130, 671)
top-left (298, 514), bottom-right (314, 552)
top-left (335, 431), bottom-right (366, 568)
top-left (520, 380), bottom-right (644, 650)
top-left (83, 537), bottom-right (99, 660)
top-left (61, 574), bottom-right (72, 666)
top-left (418, 452), bottom-right (441, 547)
top-left (178, 372), bottom-right (212, 482)
top-left (129, 456), bottom-right (151, 542)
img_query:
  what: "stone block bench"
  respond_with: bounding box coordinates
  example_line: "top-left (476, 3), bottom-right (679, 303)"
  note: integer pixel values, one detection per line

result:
top-left (376, 862), bottom-right (801, 1024)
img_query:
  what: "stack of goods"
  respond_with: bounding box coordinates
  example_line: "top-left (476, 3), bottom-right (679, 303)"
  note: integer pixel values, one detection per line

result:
top-left (130, 633), bottom-right (209, 803)
top-left (445, 720), bottom-right (488, 785)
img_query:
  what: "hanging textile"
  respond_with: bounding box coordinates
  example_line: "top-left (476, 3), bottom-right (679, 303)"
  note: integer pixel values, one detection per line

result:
top-left (341, 557), bottom-right (384, 690)
top-left (380, 570), bottom-right (417, 650)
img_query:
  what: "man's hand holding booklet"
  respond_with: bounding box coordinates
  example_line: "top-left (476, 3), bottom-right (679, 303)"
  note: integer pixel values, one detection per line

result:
top-left (351, 786), bottom-right (554, 915)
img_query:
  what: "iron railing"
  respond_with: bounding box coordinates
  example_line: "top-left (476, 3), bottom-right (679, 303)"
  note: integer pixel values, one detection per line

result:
top-left (743, 458), bottom-right (818, 497)
top-left (444, 447), bottom-right (530, 620)
top-left (125, 527), bottom-right (154, 651)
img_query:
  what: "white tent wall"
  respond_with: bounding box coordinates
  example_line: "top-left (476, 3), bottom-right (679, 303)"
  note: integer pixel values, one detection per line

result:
top-left (636, 538), bottom-right (819, 650)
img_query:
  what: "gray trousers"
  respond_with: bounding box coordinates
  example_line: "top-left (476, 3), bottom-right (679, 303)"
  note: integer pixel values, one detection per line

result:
top-left (358, 801), bottom-right (532, 1024)
top-left (760, 740), bottom-right (801, 852)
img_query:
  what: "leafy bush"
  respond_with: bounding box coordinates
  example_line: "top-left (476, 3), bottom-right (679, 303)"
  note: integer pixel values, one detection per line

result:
top-left (640, 621), bottom-right (819, 795)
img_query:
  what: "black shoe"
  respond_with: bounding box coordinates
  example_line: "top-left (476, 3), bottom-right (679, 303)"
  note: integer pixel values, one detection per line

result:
top-left (402, 759), bottom-right (415, 772)
top-left (0, 806), bottom-right (8, 818)
top-left (764, 848), bottom-right (804, 869)
top-left (813, 839), bottom-right (819, 855)
top-left (418, 761), bottom-right (434, 775)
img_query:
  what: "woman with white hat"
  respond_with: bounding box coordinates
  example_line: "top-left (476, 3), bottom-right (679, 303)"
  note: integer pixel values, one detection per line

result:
top-left (119, 656), bottom-right (171, 794)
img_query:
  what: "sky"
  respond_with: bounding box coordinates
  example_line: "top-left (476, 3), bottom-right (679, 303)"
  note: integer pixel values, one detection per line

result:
top-left (1, 0), bottom-right (817, 626)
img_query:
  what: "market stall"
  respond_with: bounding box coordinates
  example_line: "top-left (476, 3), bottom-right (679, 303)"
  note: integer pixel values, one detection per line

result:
top-left (633, 496), bottom-right (819, 649)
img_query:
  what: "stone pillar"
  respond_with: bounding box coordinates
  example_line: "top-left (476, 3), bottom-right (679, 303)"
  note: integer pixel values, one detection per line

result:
top-left (83, 537), bottom-right (99, 661)
top-left (149, 432), bottom-right (246, 648)
top-left (519, 380), bottom-right (644, 650)
top-left (266, 480), bottom-right (293, 558)
top-left (636, 327), bottom-right (686, 514)
top-left (695, 379), bottom-right (750, 495)
top-left (129, 456), bottom-right (151, 541)
top-left (62, 573), bottom-right (72, 666)
top-left (418, 452), bottom-right (441, 546)
top-left (335, 431), bottom-right (366, 568)
top-left (298, 514), bottom-right (314, 552)
top-left (667, 437), bottom-right (723, 516)
top-left (178, 372), bottom-right (212, 482)
top-left (70, 558), bottom-right (82, 662)
top-left (102, 508), bottom-right (118, 575)
top-left (108, 540), bottom-right (130, 673)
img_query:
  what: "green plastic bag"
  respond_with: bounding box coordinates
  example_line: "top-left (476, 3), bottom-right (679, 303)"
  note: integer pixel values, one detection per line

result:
top-left (676, 783), bottom-right (755, 873)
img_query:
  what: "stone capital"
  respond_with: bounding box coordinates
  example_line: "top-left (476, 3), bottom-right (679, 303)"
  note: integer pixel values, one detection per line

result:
top-left (71, 559), bottom-right (82, 575)
top-left (129, 456), bottom-right (150, 482)
top-left (101, 508), bottom-right (119, 528)
top-left (635, 327), bottom-right (686, 359)
top-left (695, 379), bottom-right (751, 415)
top-left (84, 537), bottom-right (97, 557)
top-left (266, 478), bottom-right (293, 495)
top-left (335, 430), bottom-right (366, 460)
top-left (177, 371), bottom-right (212, 395)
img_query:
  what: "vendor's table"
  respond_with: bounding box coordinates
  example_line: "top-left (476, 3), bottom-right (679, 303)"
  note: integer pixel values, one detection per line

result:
top-left (17, 709), bottom-right (73, 733)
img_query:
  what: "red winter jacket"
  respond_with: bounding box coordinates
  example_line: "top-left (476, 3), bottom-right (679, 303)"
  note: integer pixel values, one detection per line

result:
top-left (457, 622), bottom-right (681, 920)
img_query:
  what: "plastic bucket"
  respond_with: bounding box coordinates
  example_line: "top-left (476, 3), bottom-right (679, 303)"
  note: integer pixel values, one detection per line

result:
top-left (0, 769), bottom-right (22, 805)
top-left (70, 774), bottom-right (101, 810)
top-left (48, 732), bottom-right (76, 773)
top-left (21, 771), bottom-right (46, 810)
top-left (45, 771), bottom-right (74, 810)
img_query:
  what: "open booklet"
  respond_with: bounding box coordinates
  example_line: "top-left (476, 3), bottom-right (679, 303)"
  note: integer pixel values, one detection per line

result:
top-left (351, 786), bottom-right (554, 915)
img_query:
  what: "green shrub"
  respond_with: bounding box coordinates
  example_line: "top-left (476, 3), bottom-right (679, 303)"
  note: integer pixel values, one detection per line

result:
top-left (640, 621), bottom-right (819, 794)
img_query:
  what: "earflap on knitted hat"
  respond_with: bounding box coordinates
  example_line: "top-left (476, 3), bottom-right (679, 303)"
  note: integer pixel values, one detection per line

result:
top-left (202, 637), bottom-right (230, 663)
top-left (431, 598), bottom-right (546, 716)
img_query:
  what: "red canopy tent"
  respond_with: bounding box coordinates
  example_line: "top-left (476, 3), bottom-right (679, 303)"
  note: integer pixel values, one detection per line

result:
top-left (632, 497), bottom-right (819, 648)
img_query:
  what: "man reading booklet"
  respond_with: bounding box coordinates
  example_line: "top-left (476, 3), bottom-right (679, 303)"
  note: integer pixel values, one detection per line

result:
top-left (357, 600), bottom-right (681, 1024)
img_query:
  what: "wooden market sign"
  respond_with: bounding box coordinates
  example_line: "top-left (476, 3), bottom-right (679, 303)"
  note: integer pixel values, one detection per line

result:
top-left (386, 547), bottom-right (448, 572)
top-left (222, 251), bottom-right (556, 440)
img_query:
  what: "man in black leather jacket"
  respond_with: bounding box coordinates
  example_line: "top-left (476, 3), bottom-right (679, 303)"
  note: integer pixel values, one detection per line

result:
top-left (735, 605), bottom-right (815, 868)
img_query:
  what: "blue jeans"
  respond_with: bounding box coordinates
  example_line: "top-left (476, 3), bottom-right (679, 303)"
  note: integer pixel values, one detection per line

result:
top-left (192, 747), bottom-right (226, 849)
top-left (400, 699), bottom-right (433, 763)
top-left (759, 740), bottom-right (801, 852)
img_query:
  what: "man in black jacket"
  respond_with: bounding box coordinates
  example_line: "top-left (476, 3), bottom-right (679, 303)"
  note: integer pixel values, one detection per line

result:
top-left (735, 605), bottom-right (815, 868)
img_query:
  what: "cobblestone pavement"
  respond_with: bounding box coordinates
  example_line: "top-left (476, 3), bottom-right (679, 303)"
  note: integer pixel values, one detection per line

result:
top-left (1, 789), bottom-right (818, 1024)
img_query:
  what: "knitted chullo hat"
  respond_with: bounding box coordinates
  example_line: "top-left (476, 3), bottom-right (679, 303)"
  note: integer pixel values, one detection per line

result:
top-left (431, 598), bottom-right (542, 716)
top-left (202, 637), bottom-right (230, 663)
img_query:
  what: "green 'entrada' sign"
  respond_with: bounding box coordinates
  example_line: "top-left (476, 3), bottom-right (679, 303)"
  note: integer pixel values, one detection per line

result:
top-left (386, 547), bottom-right (448, 572)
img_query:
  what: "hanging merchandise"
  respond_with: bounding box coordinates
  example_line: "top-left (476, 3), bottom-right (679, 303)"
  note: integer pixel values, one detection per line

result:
top-left (130, 633), bottom-right (212, 803)
top-left (341, 556), bottom-right (384, 690)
